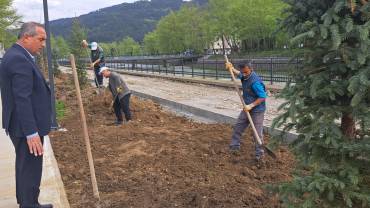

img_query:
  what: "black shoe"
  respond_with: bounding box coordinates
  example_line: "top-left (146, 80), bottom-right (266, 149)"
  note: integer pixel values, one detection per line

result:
top-left (40, 204), bottom-right (53, 208)
top-left (225, 146), bottom-right (240, 151)
top-left (114, 120), bottom-right (123, 125)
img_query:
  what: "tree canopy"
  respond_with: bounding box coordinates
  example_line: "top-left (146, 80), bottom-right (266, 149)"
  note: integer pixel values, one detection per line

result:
top-left (265, 0), bottom-right (370, 207)
top-left (142, 0), bottom-right (287, 55)
top-left (0, 0), bottom-right (22, 50)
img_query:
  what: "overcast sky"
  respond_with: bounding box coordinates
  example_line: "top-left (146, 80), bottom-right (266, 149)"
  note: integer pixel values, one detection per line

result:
top-left (12, 0), bottom-right (149, 23)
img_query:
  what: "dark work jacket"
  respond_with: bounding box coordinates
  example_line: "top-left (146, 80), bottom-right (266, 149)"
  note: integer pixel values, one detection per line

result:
top-left (241, 71), bottom-right (266, 113)
top-left (0, 43), bottom-right (51, 137)
top-left (91, 45), bottom-right (105, 67)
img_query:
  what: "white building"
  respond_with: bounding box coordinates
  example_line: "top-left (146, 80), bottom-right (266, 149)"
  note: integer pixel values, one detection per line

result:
top-left (205, 37), bottom-right (232, 55)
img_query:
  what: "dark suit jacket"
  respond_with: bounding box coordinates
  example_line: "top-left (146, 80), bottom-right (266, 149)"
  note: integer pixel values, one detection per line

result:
top-left (0, 43), bottom-right (51, 137)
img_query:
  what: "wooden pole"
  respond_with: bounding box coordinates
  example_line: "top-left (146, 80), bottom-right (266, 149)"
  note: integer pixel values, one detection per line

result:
top-left (70, 54), bottom-right (100, 199)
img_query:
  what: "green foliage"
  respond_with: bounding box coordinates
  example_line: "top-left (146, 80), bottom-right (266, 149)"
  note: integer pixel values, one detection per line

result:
top-left (55, 101), bottom-right (67, 119)
top-left (121, 37), bottom-right (141, 56)
top-left (34, 50), bottom-right (43, 70)
top-left (99, 41), bottom-right (124, 57)
top-left (68, 17), bottom-right (89, 89)
top-left (152, 3), bottom-right (205, 54)
top-left (49, 0), bottom-right (207, 44)
top-left (0, 0), bottom-right (22, 50)
top-left (52, 47), bottom-right (61, 75)
top-left (53, 36), bottom-right (69, 59)
top-left (142, 0), bottom-right (288, 55)
top-left (207, 171), bottom-right (214, 178)
top-left (143, 31), bottom-right (159, 55)
top-left (265, 1), bottom-right (370, 207)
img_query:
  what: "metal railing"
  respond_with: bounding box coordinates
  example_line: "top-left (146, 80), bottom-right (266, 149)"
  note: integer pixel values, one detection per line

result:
top-left (59, 57), bottom-right (295, 85)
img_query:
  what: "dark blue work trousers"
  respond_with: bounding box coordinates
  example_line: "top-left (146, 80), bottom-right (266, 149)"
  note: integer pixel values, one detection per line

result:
top-left (113, 93), bottom-right (132, 122)
top-left (93, 65), bottom-right (104, 87)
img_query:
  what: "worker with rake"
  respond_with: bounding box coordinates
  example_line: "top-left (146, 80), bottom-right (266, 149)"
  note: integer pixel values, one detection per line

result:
top-left (225, 60), bottom-right (267, 160)
top-left (81, 40), bottom-right (106, 93)
top-left (99, 67), bottom-right (132, 124)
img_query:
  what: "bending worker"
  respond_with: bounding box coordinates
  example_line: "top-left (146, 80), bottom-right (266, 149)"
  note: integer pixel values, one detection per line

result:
top-left (81, 40), bottom-right (105, 93)
top-left (99, 67), bottom-right (132, 124)
top-left (225, 60), bottom-right (267, 160)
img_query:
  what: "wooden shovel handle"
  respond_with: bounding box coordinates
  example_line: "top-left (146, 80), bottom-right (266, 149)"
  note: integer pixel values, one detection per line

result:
top-left (224, 55), bottom-right (262, 146)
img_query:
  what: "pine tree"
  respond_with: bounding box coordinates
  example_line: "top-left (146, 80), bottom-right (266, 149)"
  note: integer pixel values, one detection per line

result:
top-left (52, 47), bottom-right (61, 75)
top-left (264, 0), bottom-right (370, 207)
top-left (68, 17), bottom-right (89, 89)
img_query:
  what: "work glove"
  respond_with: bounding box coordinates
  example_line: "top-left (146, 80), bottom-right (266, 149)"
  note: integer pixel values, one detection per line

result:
top-left (111, 101), bottom-right (114, 107)
top-left (81, 40), bottom-right (88, 46)
top-left (243, 103), bottom-right (255, 112)
top-left (90, 63), bottom-right (94, 68)
top-left (225, 62), bottom-right (233, 70)
top-left (117, 87), bottom-right (122, 93)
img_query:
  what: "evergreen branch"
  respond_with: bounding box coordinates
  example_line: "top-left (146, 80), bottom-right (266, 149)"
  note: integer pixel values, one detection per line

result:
top-left (300, 66), bottom-right (327, 77)
top-left (350, 0), bottom-right (354, 12)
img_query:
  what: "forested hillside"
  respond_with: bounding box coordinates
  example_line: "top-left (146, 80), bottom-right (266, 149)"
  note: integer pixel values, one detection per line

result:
top-left (49, 0), bottom-right (208, 44)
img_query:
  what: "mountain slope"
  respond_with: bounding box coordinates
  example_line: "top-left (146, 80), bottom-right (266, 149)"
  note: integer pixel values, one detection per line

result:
top-left (49, 0), bottom-right (208, 44)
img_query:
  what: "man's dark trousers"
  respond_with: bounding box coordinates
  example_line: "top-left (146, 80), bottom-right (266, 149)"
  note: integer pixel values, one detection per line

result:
top-left (93, 65), bottom-right (104, 87)
top-left (10, 135), bottom-right (44, 208)
top-left (113, 93), bottom-right (132, 121)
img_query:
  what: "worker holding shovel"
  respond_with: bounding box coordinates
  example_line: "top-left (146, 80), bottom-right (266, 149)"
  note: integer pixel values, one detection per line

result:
top-left (81, 40), bottom-right (105, 93)
top-left (225, 60), bottom-right (267, 160)
top-left (99, 67), bottom-right (132, 125)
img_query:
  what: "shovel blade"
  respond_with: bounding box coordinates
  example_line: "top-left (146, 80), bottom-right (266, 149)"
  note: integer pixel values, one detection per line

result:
top-left (262, 145), bottom-right (276, 159)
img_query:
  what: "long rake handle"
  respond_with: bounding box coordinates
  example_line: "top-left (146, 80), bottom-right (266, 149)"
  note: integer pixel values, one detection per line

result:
top-left (224, 55), bottom-right (263, 146)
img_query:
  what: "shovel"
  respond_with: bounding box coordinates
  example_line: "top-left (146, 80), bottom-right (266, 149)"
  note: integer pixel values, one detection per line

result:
top-left (109, 88), bottom-right (122, 114)
top-left (84, 45), bottom-right (102, 94)
top-left (224, 55), bottom-right (276, 159)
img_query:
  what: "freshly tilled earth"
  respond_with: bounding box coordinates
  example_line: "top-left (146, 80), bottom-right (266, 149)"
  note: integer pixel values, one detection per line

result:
top-left (49, 72), bottom-right (296, 207)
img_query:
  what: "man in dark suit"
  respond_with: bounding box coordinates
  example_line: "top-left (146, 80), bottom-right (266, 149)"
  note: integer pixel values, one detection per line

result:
top-left (0, 22), bottom-right (53, 208)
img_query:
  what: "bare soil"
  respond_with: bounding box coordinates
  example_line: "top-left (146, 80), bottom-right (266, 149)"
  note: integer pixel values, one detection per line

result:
top-left (49, 73), bottom-right (296, 207)
top-left (60, 66), bottom-right (286, 127)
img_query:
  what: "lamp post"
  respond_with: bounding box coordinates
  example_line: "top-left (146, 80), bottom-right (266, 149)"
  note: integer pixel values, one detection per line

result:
top-left (43, 0), bottom-right (59, 130)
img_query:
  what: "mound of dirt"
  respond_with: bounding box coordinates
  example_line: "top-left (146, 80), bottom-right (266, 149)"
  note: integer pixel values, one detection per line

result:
top-left (49, 73), bottom-right (296, 207)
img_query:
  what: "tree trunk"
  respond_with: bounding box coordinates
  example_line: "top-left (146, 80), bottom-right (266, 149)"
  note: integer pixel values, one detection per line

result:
top-left (341, 113), bottom-right (356, 140)
top-left (221, 36), bottom-right (225, 55)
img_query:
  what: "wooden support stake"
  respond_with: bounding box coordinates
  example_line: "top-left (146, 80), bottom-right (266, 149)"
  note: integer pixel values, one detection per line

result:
top-left (70, 54), bottom-right (100, 199)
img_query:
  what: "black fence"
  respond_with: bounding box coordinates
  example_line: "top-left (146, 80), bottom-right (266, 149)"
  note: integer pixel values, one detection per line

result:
top-left (59, 57), bottom-right (296, 85)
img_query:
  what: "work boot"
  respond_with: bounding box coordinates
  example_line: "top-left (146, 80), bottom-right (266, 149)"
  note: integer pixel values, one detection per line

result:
top-left (99, 85), bottom-right (105, 93)
top-left (225, 146), bottom-right (240, 151)
top-left (253, 155), bottom-right (265, 169)
top-left (253, 155), bottom-right (265, 160)
top-left (93, 89), bottom-right (99, 94)
top-left (113, 120), bottom-right (123, 125)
